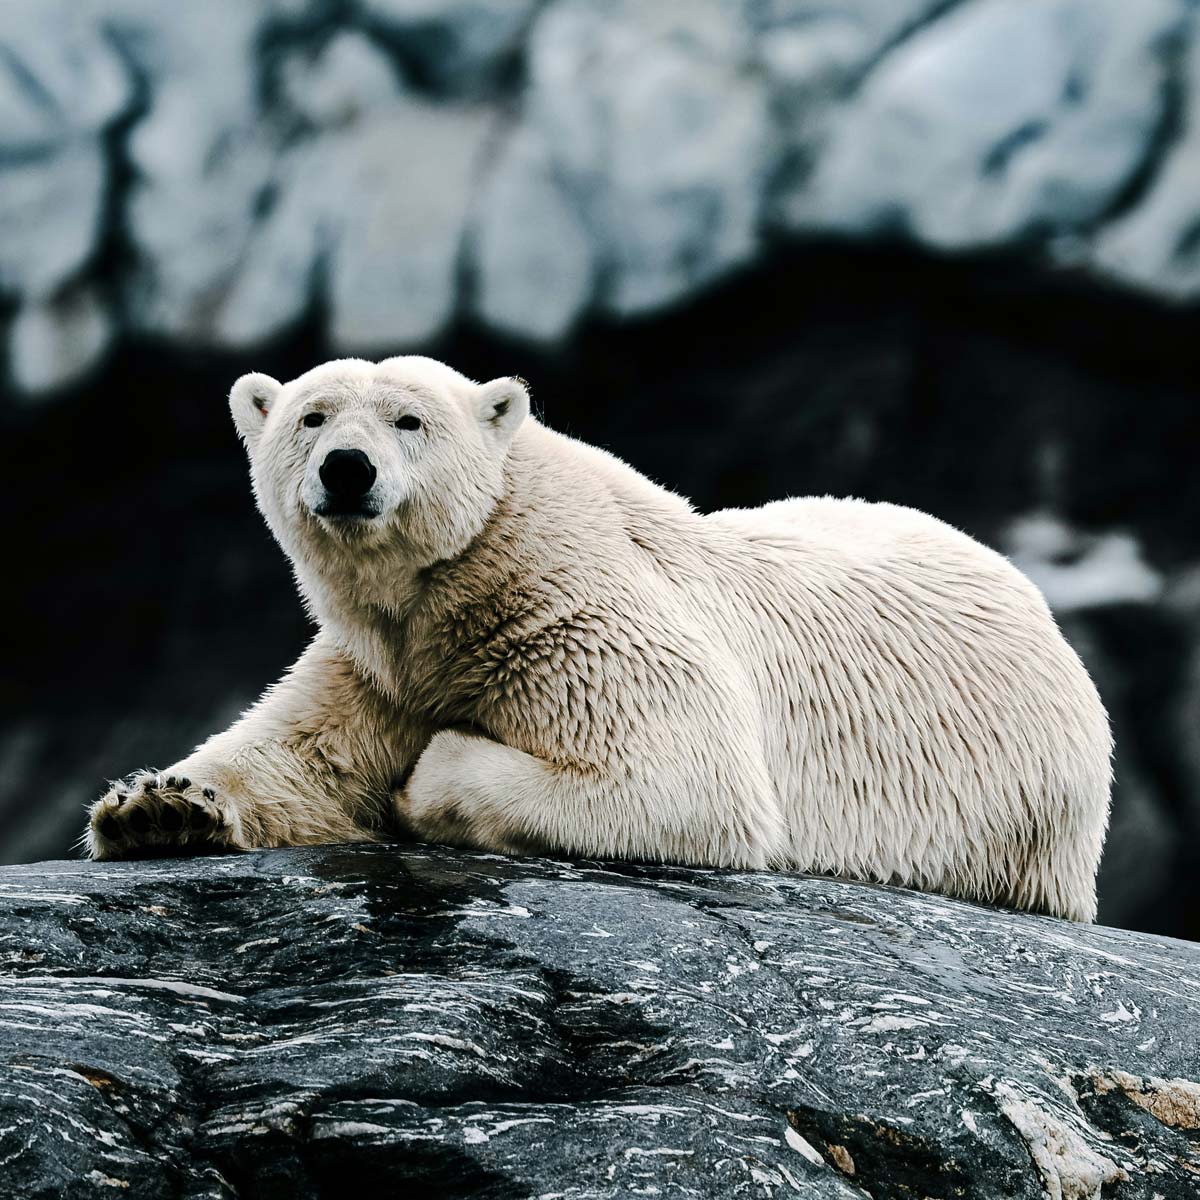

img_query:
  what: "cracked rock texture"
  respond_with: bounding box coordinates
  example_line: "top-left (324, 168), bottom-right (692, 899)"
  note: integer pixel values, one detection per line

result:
top-left (1, 843), bottom-right (1199, 1198)
top-left (5, 0), bottom-right (1200, 394)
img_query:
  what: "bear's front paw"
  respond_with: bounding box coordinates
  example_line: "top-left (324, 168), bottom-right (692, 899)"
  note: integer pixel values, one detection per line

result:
top-left (87, 772), bottom-right (244, 861)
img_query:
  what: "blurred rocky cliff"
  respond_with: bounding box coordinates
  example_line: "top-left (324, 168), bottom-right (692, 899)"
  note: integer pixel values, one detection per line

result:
top-left (3, 1), bottom-right (1200, 938)
top-left (7, 0), bottom-right (1200, 393)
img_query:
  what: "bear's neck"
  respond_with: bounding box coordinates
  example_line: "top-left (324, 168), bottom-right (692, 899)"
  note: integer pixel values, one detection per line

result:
top-left (410, 420), bottom-right (698, 654)
top-left (416, 425), bottom-right (581, 616)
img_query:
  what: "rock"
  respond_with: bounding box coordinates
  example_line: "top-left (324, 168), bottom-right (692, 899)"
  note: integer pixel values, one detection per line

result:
top-left (1004, 513), bottom-right (1164, 613)
top-left (470, 123), bottom-right (595, 343)
top-left (113, 0), bottom-right (273, 339)
top-left (753, 0), bottom-right (955, 220)
top-left (1088, 16), bottom-right (1200, 300)
top-left (10, 0), bottom-right (1200, 388)
top-left (525, 0), bottom-right (770, 316)
top-left (212, 32), bottom-right (424, 350)
top-left (205, 153), bottom-right (322, 349)
top-left (361, 0), bottom-right (540, 95)
top-left (1, 843), bottom-right (1198, 1197)
top-left (0, 1), bottom-right (131, 301)
top-left (0, 148), bottom-right (111, 302)
top-left (0, 1), bottom-right (130, 156)
top-left (277, 30), bottom-right (401, 131)
top-left (116, 6), bottom-right (494, 352)
top-left (321, 102), bottom-right (495, 351)
top-left (7, 284), bottom-right (114, 397)
top-left (787, 0), bottom-right (1181, 248)
top-left (751, 0), bottom-right (954, 90)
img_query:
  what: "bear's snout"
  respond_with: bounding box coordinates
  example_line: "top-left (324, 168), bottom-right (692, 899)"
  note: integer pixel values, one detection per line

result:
top-left (318, 449), bottom-right (377, 512)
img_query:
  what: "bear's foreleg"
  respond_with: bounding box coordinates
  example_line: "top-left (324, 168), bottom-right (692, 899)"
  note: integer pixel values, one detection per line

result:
top-left (395, 729), bottom-right (784, 869)
top-left (88, 634), bottom-right (417, 860)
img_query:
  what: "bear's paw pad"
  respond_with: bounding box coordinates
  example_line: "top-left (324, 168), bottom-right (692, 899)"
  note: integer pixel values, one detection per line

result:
top-left (88, 773), bottom-right (241, 860)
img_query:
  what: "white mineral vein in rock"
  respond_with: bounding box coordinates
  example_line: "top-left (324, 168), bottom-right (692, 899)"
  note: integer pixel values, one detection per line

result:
top-left (0, 890), bottom-right (89, 904)
top-left (402, 1032), bottom-right (489, 1057)
top-left (783, 1125), bottom-right (825, 1166)
top-left (993, 1081), bottom-right (1128, 1200)
top-left (1098, 1000), bottom-right (1141, 1023)
top-left (7, 975), bottom-right (245, 1002)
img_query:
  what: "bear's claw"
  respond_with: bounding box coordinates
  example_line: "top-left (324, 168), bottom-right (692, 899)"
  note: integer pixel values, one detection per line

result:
top-left (87, 771), bottom-right (242, 860)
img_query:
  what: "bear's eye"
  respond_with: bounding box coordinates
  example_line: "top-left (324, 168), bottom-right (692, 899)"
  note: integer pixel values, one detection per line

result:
top-left (395, 415), bottom-right (421, 431)
top-left (302, 412), bottom-right (325, 428)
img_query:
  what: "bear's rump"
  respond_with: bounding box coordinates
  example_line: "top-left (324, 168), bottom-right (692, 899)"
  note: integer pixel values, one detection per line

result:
top-left (699, 497), bottom-right (1110, 893)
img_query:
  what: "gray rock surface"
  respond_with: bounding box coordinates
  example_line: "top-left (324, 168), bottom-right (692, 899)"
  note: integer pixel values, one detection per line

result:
top-left (470, 123), bottom-right (595, 342)
top-left (2, 842), bottom-right (1198, 1197)
top-left (6, 0), bottom-right (1200, 393)
top-left (1089, 26), bottom-right (1200, 299)
top-left (0, 0), bottom-right (131, 391)
top-left (8, 283), bottom-right (114, 397)
top-left (523, 0), bottom-right (770, 317)
top-left (0, 0), bottom-right (129, 301)
top-left (787, 0), bottom-right (1180, 247)
top-left (361, 0), bottom-right (541, 95)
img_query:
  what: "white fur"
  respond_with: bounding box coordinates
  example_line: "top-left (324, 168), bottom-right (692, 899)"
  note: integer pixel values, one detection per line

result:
top-left (89, 357), bottom-right (1111, 921)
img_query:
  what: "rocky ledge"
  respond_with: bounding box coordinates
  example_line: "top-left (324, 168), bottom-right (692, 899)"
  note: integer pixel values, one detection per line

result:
top-left (1, 844), bottom-right (1198, 1198)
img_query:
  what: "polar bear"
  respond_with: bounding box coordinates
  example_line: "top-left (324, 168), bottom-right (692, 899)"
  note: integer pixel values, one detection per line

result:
top-left (87, 356), bottom-right (1111, 920)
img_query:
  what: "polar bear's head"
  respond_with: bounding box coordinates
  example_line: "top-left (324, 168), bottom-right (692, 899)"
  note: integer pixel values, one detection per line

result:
top-left (229, 356), bottom-right (529, 578)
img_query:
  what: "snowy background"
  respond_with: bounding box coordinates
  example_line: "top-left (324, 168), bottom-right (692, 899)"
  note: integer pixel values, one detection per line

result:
top-left (4, 0), bottom-right (1200, 938)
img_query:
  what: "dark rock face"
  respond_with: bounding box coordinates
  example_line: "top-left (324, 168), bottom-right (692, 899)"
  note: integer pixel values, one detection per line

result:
top-left (2, 843), bottom-right (1198, 1198)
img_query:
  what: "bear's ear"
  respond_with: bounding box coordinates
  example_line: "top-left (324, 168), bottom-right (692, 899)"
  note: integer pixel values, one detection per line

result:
top-left (475, 376), bottom-right (529, 448)
top-left (229, 372), bottom-right (281, 446)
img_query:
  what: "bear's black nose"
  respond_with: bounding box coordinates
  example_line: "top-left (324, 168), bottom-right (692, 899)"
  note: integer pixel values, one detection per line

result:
top-left (320, 449), bottom-right (376, 500)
